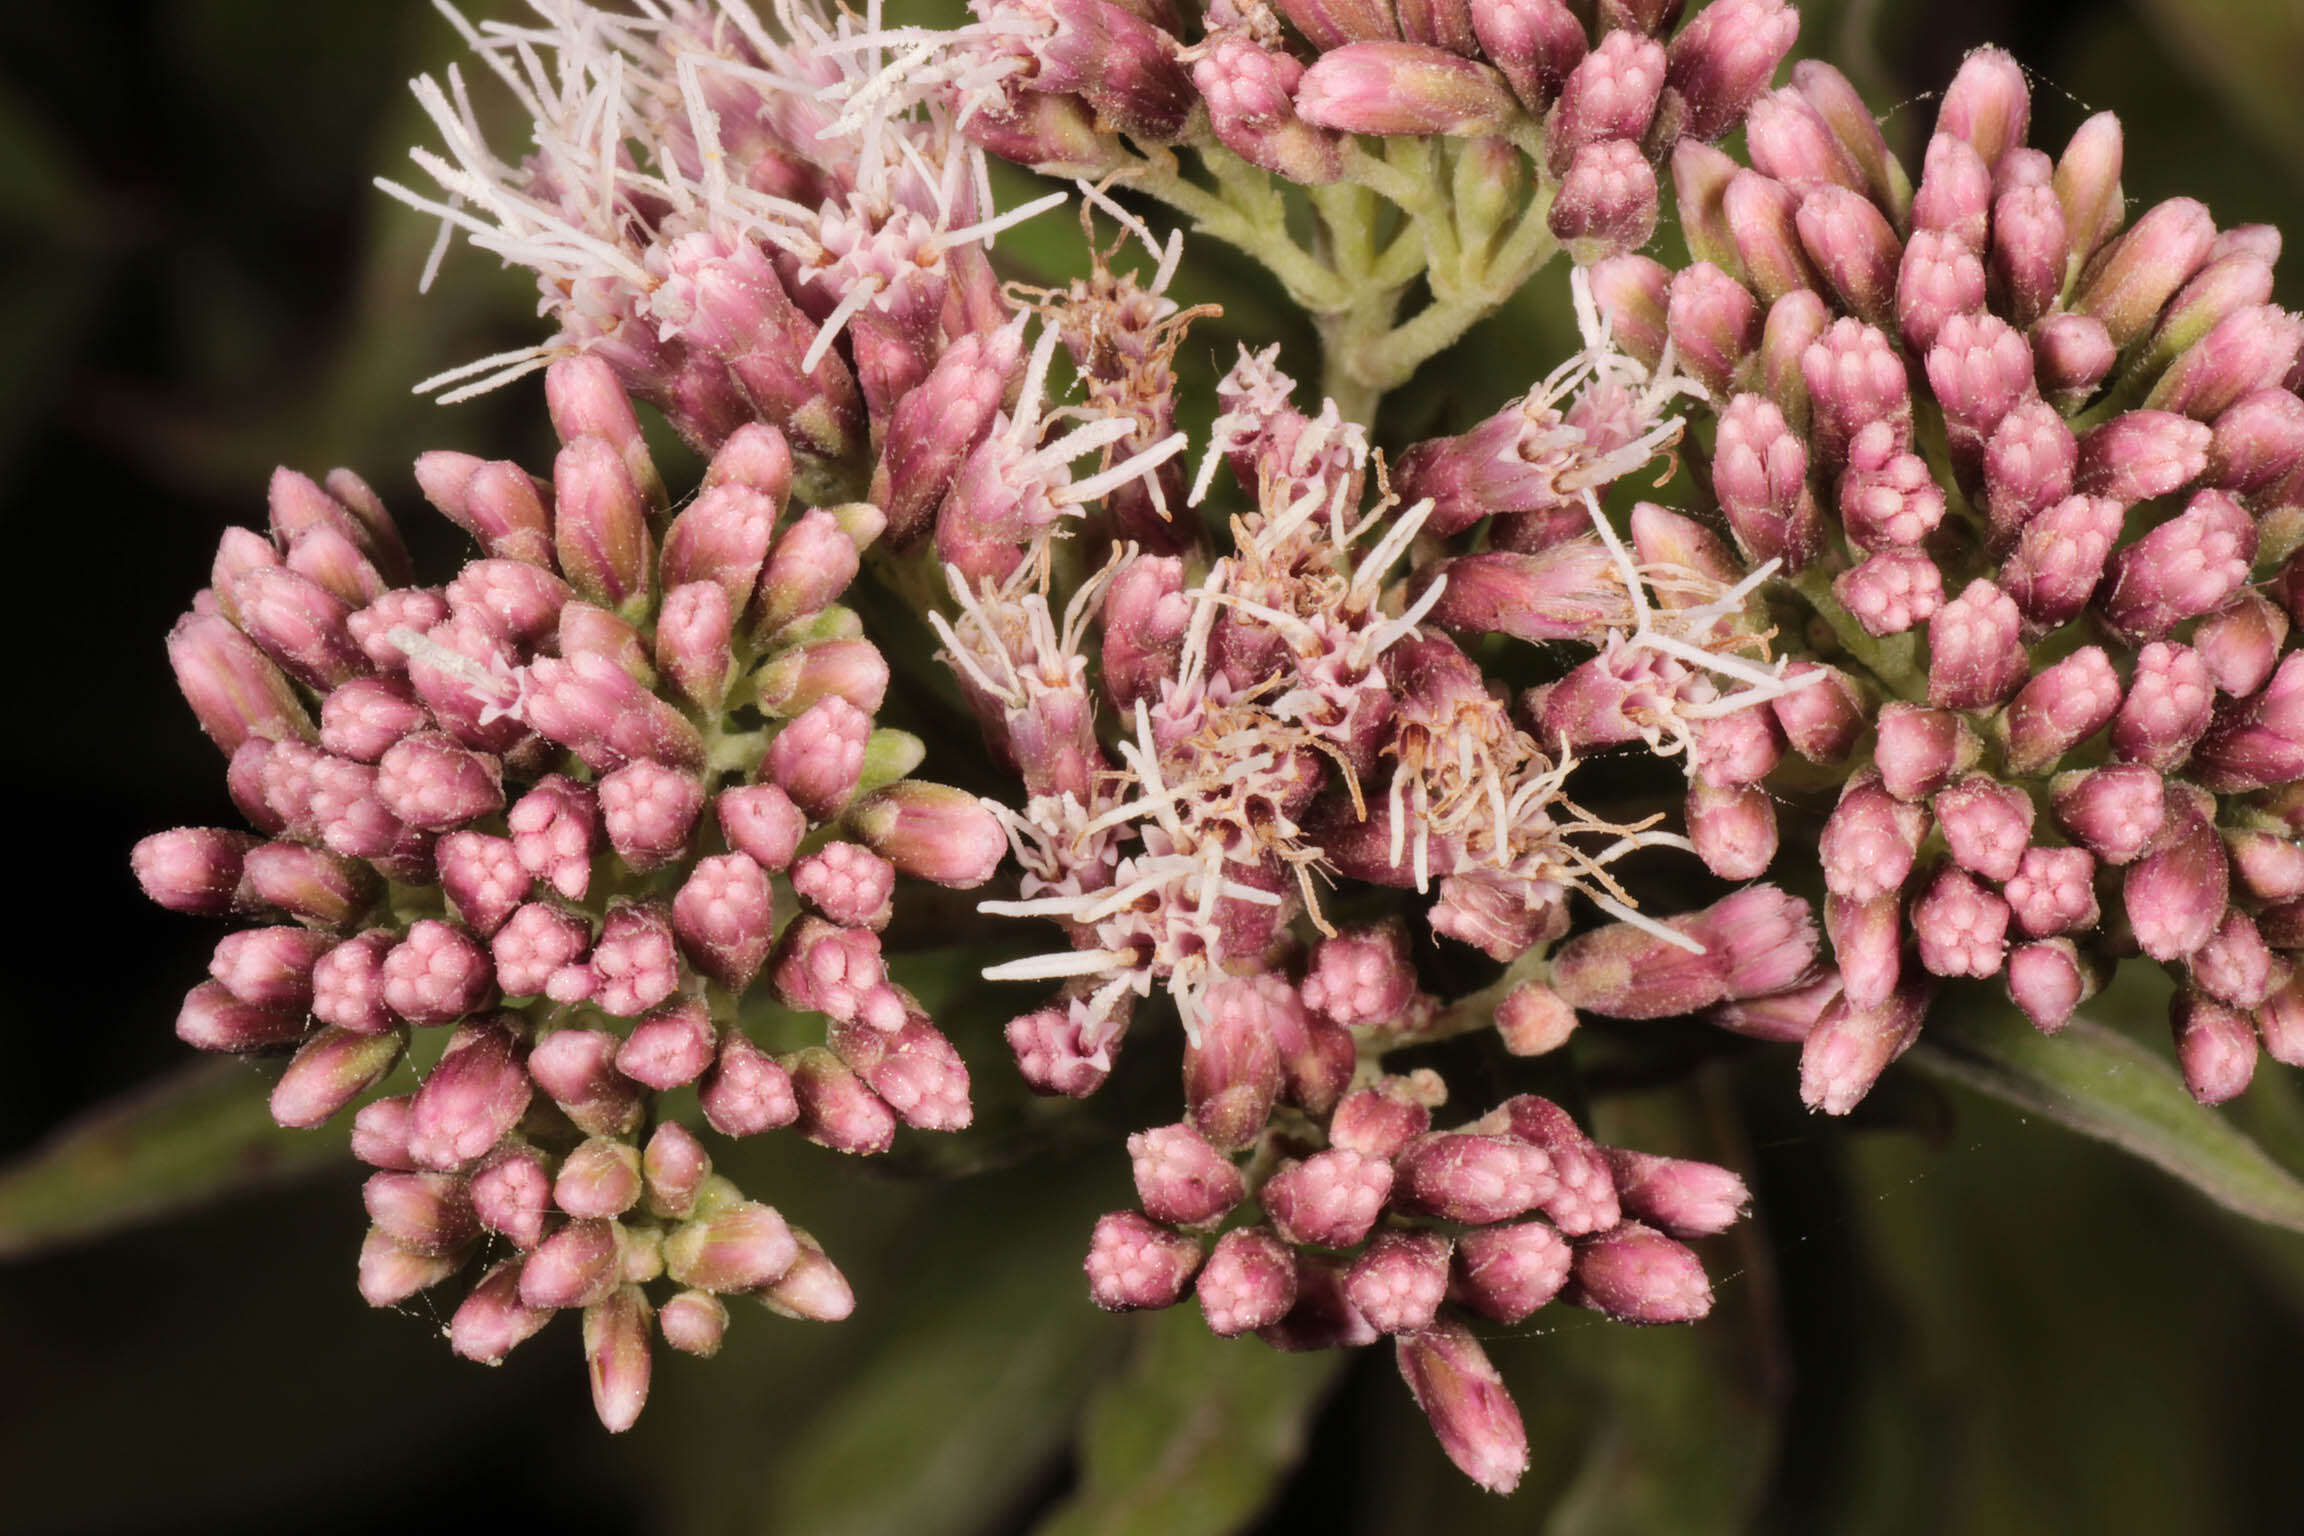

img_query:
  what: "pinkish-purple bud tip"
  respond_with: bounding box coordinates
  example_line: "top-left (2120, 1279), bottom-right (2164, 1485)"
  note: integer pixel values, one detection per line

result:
top-left (1397, 1321), bottom-right (1529, 1494)
top-left (1084, 1210), bottom-right (1202, 1312)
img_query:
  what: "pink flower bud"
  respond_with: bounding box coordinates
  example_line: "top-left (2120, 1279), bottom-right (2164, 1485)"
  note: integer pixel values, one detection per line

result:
top-left (583, 1284), bottom-right (654, 1434)
top-left (374, 732), bottom-right (502, 834)
top-left (318, 676), bottom-right (425, 763)
top-left (310, 929), bottom-right (396, 1034)
top-left (1449, 1220), bottom-right (1571, 1325)
top-left (831, 1009), bottom-right (973, 1132)
top-left (1258, 1147), bottom-right (1391, 1248)
top-left (1396, 1321), bottom-right (1529, 1493)
top-left (1820, 770), bottom-right (1930, 900)
top-left (845, 780), bottom-right (1007, 889)
top-left (1193, 1227), bottom-right (1297, 1337)
top-left (2049, 764), bottom-right (2166, 866)
top-left (1837, 421), bottom-right (1945, 550)
top-left (508, 775), bottom-right (597, 901)
top-left (2110, 641), bottom-right (2216, 770)
top-left (789, 1046), bottom-right (897, 1154)
top-left (1875, 703), bottom-right (1979, 803)
top-left (2075, 196), bottom-right (2218, 347)
top-left (1825, 892), bottom-right (1901, 1012)
top-left (1982, 398), bottom-right (2077, 550)
top-left (2003, 646), bottom-right (2121, 776)
top-left (350, 1094), bottom-right (416, 1170)
top-left (757, 1228), bottom-right (855, 1322)
top-left (1545, 31), bottom-right (1665, 171)
top-left (641, 1122), bottom-right (710, 1220)
top-left (609, 999), bottom-right (714, 1092)
top-left (435, 832), bottom-right (526, 938)
top-left (595, 760), bottom-right (703, 873)
top-left (1802, 318), bottom-right (1909, 468)
top-left (1300, 923), bottom-right (1418, 1028)
top-left (271, 1025), bottom-right (405, 1130)
top-left (2191, 651), bottom-right (2304, 793)
top-left (2191, 910), bottom-right (2277, 1009)
top-left (2034, 313), bottom-right (2118, 408)
top-left (209, 925), bottom-right (332, 1011)
top-left (1085, 1210), bottom-right (1201, 1312)
top-left (1493, 1095), bottom-right (1620, 1234)
top-left (1911, 132), bottom-right (1991, 252)
top-left (1345, 1230), bottom-right (1453, 1335)
top-left (1571, 1221), bottom-right (1712, 1323)
top-left (1835, 548), bottom-right (1944, 636)
top-left (1725, 169), bottom-right (1824, 305)
top-left (527, 1027), bottom-right (644, 1138)
top-left (168, 612), bottom-right (315, 755)
top-left (591, 900), bottom-right (679, 1018)
top-left (2173, 990), bottom-right (2258, 1106)
top-left (414, 453), bottom-right (552, 567)
top-left (1659, 0), bottom-right (1797, 143)
top-left (349, 589), bottom-right (450, 676)
top-left (1291, 41), bottom-right (1518, 138)
top-left (2003, 493), bottom-right (2125, 628)
top-left (1927, 579), bottom-right (2028, 711)
top-left (1710, 971), bottom-right (1842, 1042)
top-left (2099, 490), bottom-right (2256, 642)
top-left (1396, 1133), bottom-right (1555, 1226)
top-left (699, 1028), bottom-right (799, 1137)
top-left (2007, 939), bottom-right (2091, 1034)
top-left (2077, 408), bottom-right (2214, 505)
top-left (1587, 253), bottom-right (1672, 368)
top-left (2126, 797), bottom-right (2230, 962)
top-left (2003, 846), bottom-right (2099, 940)
top-left (1993, 182), bottom-right (2069, 328)
top-left (380, 919), bottom-right (493, 1025)
top-left (357, 1227), bottom-right (462, 1308)
top-left (406, 1013), bottom-right (530, 1170)
top-left (451, 1261), bottom-right (554, 1365)
top-left (1936, 45), bottom-right (2029, 170)
top-left (1712, 392), bottom-right (1822, 569)
top-left (1194, 34), bottom-right (1345, 185)
top-left (2258, 971), bottom-right (2304, 1068)
top-left (1549, 138), bottom-right (1659, 263)
top-left (1758, 286), bottom-right (1831, 422)
top-left (1184, 975), bottom-right (1289, 1149)
top-left (489, 902), bottom-right (589, 999)
top-left (658, 1290), bottom-right (728, 1358)
top-left (1797, 185), bottom-right (1900, 326)
top-left (523, 652), bottom-right (705, 775)
top-left (1912, 863), bottom-right (2011, 979)
top-left (364, 1169), bottom-right (478, 1256)
top-left (1693, 704), bottom-right (1786, 788)
top-left (1790, 59), bottom-right (1908, 215)
top-left (1490, 979), bottom-right (1576, 1056)
top-left (553, 1137), bottom-right (642, 1220)
top-left (134, 828), bottom-right (258, 917)
top-left (661, 482), bottom-right (775, 616)
top-left (663, 1199), bottom-right (800, 1294)
top-left (442, 558), bottom-right (568, 649)
top-left (2206, 387), bottom-right (2304, 494)
top-left (1746, 87), bottom-right (1866, 194)
top-left (2229, 829), bottom-right (2304, 904)
top-left (2196, 592), bottom-right (2291, 699)
top-left (1603, 1149), bottom-right (1749, 1238)
top-left (552, 436), bottom-right (652, 614)
top-left (471, 1144), bottom-right (551, 1248)
top-left (1933, 774), bottom-right (2036, 884)
top-left (1686, 779), bottom-right (1778, 881)
top-left (1800, 977), bottom-right (1930, 1115)
top-left (765, 697), bottom-right (871, 822)
top-left (230, 565), bottom-right (368, 690)
top-left (1126, 1122), bottom-right (1245, 1229)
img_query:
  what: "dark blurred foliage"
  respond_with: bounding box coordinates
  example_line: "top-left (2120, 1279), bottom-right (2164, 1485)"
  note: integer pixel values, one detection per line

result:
top-left (2, 2), bottom-right (2302, 1533)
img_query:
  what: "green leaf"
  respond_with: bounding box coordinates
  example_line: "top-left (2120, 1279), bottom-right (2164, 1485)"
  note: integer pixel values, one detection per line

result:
top-left (1909, 1002), bottom-right (2304, 1233)
top-left (0, 1059), bottom-right (342, 1260)
top-left (1034, 1308), bottom-right (1343, 1536)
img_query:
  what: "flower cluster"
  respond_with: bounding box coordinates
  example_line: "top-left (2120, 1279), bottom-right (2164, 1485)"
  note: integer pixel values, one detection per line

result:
top-left (135, 355), bottom-right (1005, 1432)
top-left (1581, 45), bottom-right (2304, 1107)
top-left (128, 0), bottom-right (2304, 1496)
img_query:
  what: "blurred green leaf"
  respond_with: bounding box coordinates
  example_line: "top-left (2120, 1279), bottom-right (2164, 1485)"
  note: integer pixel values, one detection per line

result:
top-left (1910, 1002), bottom-right (2304, 1233)
top-left (1035, 1309), bottom-right (1342, 1536)
top-left (0, 1059), bottom-right (341, 1260)
top-left (2132, 0), bottom-right (2304, 187)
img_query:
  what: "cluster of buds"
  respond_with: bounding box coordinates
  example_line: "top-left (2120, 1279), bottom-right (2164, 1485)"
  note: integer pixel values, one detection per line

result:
top-left (135, 355), bottom-right (1005, 1431)
top-left (141, 0), bottom-right (2299, 1495)
top-left (1578, 43), bottom-right (2304, 1107)
top-left (1084, 964), bottom-right (1750, 1493)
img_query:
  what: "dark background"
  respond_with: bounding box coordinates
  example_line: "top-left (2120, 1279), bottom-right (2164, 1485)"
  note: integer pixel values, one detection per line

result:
top-left (2, 1), bottom-right (2302, 1532)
